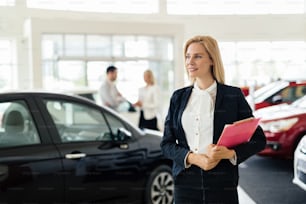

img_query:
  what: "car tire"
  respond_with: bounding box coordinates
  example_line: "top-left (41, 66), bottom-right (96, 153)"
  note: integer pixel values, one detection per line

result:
top-left (145, 165), bottom-right (174, 204)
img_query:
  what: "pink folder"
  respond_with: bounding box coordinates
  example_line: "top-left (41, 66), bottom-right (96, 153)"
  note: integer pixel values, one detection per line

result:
top-left (217, 117), bottom-right (261, 148)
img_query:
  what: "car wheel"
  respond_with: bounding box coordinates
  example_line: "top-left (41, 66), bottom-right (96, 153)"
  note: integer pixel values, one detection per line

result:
top-left (145, 165), bottom-right (174, 204)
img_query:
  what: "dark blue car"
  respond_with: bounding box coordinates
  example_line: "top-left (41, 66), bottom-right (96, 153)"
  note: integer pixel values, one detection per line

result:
top-left (0, 91), bottom-right (173, 204)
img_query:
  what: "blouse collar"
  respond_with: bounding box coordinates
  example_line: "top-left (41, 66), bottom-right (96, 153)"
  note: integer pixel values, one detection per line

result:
top-left (193, 81), bottom-right (217, 95)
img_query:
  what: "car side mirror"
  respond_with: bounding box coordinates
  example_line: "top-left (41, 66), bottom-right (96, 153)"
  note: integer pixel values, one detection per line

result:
top-left (116, 127), bottom-right (132, 141)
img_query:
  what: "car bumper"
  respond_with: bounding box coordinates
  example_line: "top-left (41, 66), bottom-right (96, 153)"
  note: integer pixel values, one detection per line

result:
top-left (293, 147), bottom-right (306, 191)
top-left (258, 141), bottom-right (285, 156)
top-left (257, 131), bottom-right (295, 158)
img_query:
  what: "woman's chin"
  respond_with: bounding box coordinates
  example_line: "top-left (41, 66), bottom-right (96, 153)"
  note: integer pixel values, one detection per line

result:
top-left (188, 73), bottom-right (197, 78)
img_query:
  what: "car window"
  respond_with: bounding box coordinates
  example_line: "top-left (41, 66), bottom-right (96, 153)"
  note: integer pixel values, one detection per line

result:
top-left (277, 85), bottom-right (306, 103)
top-left (292, 96), bottom-right (306, 108)
top-left (254, 81), bottom-right (288, 103)
top-left (296, 86), bottom-right (306, 98)
top-left (44, 100), bottom-right (111, 142)
top-left (0, 100), bottom-right (40, 148)
top-left (103, 111), bottom-right (127, 137)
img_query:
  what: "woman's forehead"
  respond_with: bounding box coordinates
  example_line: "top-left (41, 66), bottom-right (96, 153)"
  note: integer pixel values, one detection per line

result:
top-left (187, 43), bottom-right (207, 53)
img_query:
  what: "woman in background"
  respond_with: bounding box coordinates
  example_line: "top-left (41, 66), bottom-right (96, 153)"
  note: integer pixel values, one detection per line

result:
top-left (134, 69), bottom-right (160, 130)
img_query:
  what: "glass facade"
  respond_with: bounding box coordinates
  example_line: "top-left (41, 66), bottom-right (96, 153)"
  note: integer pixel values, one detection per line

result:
top-left (41, 34), bottom-right (174, 104)
top-left (219, 41), bottom-right (306, 87)
top-left (0, 40), bottom-right (15, 90)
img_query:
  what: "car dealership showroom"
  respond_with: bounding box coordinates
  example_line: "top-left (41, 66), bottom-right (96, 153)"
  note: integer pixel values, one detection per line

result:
top-left (0, 0), bottom-right (306, 203)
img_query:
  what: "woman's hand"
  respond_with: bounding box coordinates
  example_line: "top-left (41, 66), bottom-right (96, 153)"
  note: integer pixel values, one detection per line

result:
top-left (186, 144), bottom-right (236, 171)
top-left (187, 152), bottom-right (220, 171)
top-left (133, 101), bottom-right (142, 107)
top-left (206, 144), bottom-right (235, 160)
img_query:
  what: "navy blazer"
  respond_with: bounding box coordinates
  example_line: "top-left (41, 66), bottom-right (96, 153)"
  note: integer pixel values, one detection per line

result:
top-left (161, 82), bottom-right (266, 186)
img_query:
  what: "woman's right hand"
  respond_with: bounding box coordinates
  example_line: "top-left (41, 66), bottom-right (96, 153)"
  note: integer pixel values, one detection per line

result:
top-left (133, 101), bottom-right (142, 107)
top-left (187, 152), bottom-right (220, 171)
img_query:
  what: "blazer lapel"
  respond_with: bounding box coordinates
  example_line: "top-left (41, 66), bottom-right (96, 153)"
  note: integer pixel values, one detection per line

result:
top-left (180, 86), bottom-right (193, 113)
top-left (215, 83), bottom-right (224, 110)
top-left (177, 86), bottom-right (193, 146)
top-left (213, 83), bottom-right (225, 143)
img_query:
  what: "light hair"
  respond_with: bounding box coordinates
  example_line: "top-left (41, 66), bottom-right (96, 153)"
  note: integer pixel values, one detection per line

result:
top-left (144, 69), bottom-right (155, 85)
top-left (183, 35), bottom-right (225, 84)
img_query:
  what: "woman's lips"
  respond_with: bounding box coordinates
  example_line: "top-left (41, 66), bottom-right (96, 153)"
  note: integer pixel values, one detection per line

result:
top-left (188, 68), bottom-right (198, 72)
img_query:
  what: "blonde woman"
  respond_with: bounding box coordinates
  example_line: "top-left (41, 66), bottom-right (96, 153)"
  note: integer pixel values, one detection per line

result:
top-left (134, 69), bottom-right (160, 130)
top-left (160, 35), bottom-right (266, 203)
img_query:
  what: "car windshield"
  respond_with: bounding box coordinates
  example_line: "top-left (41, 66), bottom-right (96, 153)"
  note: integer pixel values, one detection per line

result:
top-left (253, 81), bottom-right (288, 103)
top-left (291, 96), bottom-right (306, 109)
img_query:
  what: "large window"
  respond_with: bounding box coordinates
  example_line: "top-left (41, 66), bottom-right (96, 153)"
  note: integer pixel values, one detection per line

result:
top-left (42, 34), bottom-right (174, 104)
top-left (0, 40), bottom-right (15, 91)
top-left (219, 41), bottom-right (306, 87)
top-left (0, 0), bottom-right (14, 6)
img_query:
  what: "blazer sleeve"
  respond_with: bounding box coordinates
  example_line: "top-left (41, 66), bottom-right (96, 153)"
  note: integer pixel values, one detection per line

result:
top-left (160, 91), bottom-right (190, 170)
top-left (232, 89), bottom-right (266, 164)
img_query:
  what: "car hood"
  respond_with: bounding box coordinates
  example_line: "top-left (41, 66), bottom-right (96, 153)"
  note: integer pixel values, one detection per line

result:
top-left (254, 104), bottom-right (306, 120)
top-left (143, 128), bottom-right (163, 137)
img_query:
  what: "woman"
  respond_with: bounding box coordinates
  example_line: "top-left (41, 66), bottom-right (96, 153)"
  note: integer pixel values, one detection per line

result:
top-left (134, 69), bottom-right (160, 130)
top-left (160, 35), bottom-right (266, 204)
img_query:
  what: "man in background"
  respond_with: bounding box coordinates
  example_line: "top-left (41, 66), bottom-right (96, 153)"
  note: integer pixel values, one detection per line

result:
top-left (99, 65), bottom-right (125, 110)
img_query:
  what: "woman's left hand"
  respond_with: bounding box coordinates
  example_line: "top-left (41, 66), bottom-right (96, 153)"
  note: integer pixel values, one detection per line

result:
top-left (133, 101), bottom-right (142, 107)
top-left (206, 144), bottom-right (235, 160)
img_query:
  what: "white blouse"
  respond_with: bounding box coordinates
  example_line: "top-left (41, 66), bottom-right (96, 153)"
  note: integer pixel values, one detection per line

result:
top-left (182, 81), bottom-right (217, 154)
top-left (138, 85), bottom-right (160, 120)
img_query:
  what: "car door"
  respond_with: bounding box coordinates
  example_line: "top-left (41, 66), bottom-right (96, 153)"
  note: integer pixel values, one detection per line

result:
top-left (0, 96), bottom-right (64, 203)
top-left (41, 98), bottom-right (147, 203)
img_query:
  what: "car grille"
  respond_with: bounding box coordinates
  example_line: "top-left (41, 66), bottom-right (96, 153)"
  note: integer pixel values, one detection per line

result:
top-left (297, 159), bottom-right (306, 183)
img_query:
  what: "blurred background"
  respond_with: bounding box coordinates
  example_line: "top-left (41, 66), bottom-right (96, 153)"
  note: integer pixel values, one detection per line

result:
top-left (1, 0), bottom-right (306, 119)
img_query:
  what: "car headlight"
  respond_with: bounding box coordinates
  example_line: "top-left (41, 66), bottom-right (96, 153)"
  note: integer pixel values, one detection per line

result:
top-left (299, 137), bottom-right (306, 154)
top-left (260, 118), bottom-right (298, 133)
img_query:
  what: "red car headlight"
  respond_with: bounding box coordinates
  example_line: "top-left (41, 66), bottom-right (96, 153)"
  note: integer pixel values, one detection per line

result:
top-left (260, 118), bottom-right (298, 133)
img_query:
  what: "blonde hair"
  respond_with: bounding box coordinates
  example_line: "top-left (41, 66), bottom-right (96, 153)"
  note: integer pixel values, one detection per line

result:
top-left (144, 69), bottom-right (155, 85)
top-left (183, 35), bottom-right (225, 84)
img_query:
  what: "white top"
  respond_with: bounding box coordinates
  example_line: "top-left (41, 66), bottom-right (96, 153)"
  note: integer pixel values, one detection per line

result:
top-left (138, 85), bottom-right (160, 120)
top-left (99, 79), bottom-right (124, 110)
top-left (182, 81), bottom-right (217, 154)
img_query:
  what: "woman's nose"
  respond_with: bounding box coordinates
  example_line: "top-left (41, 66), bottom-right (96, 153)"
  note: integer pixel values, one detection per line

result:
top-left (187, 57), bottom-right (194, 65)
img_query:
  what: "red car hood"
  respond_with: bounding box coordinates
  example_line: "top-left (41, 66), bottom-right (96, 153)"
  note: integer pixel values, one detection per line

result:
top-left (254, 103), bottom-right (306, 121)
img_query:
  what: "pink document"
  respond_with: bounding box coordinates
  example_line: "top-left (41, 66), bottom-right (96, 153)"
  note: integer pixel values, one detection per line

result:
top-left (217, 117), bottom-right (261, 148)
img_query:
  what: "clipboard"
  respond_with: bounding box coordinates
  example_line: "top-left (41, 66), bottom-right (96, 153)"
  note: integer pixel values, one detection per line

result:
top-left (217, 117), bottom-right (261, 148)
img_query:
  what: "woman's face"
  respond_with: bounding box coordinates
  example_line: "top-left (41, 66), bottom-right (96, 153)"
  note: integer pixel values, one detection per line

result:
top-left (185, 42), bottom-right (213, 80)
top-left (143, 72), bottom-right (151, 84)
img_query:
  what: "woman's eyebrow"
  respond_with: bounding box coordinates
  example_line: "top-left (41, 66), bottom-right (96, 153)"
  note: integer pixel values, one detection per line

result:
top-left (186, 52), bottom-right (205, 55)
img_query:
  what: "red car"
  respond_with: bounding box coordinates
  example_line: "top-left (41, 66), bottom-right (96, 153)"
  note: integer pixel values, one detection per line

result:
top-left (255, 95), bottom-right (306, 159)
top-left (246, 80), bottom-right (306, 110)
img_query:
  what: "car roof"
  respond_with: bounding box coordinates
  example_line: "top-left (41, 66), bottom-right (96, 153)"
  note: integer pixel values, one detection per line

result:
top-left (0, 89), bottom-right (67, 95)
top-left (250, 80), bottom-right (306, 102)
top-left (0, 90), bottom-right (93, 101)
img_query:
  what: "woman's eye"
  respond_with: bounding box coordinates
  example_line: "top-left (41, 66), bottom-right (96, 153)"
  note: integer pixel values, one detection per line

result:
top-left (195, 55), bottom-right (202, 58)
